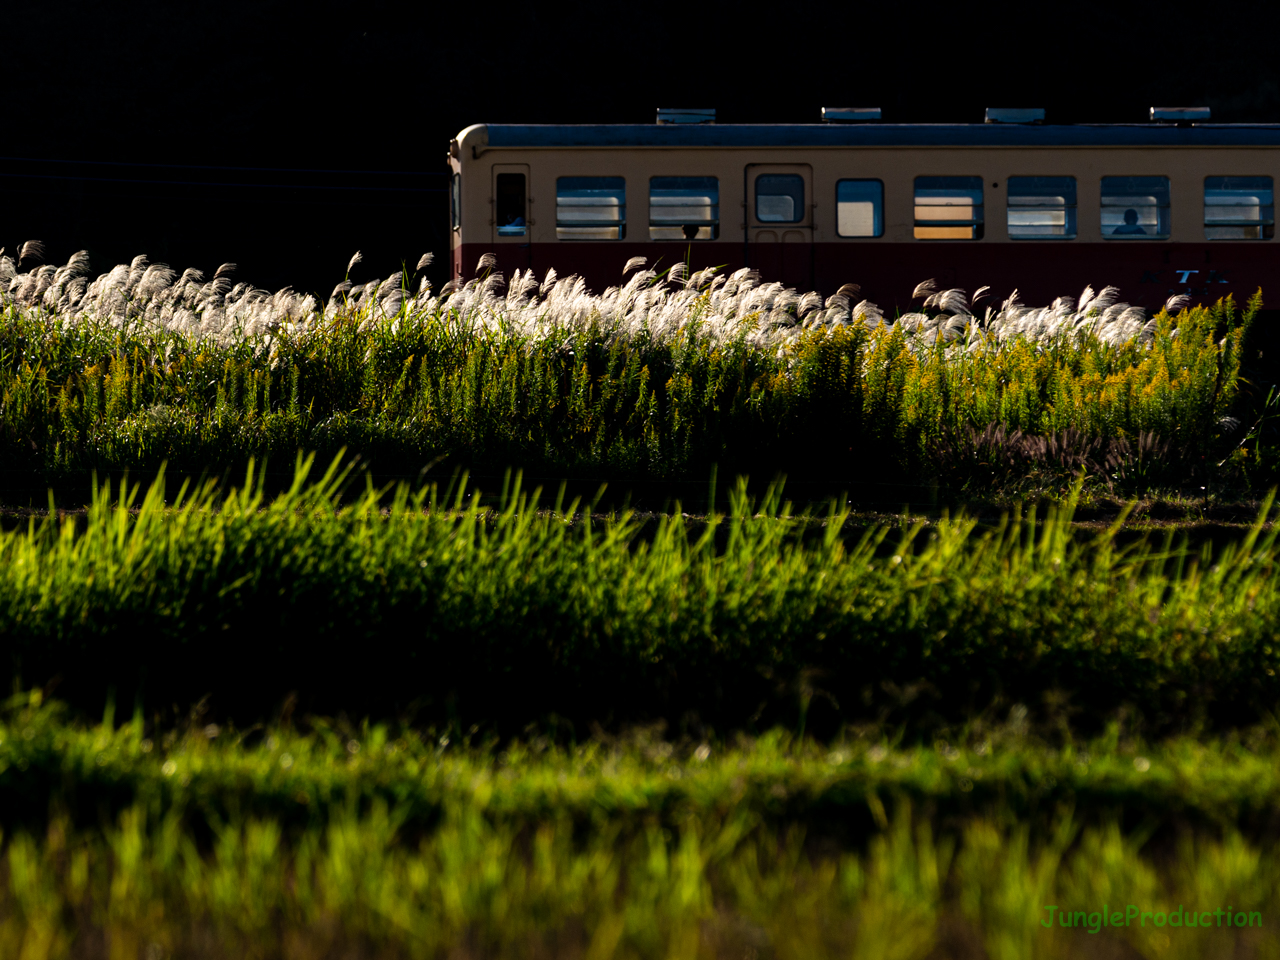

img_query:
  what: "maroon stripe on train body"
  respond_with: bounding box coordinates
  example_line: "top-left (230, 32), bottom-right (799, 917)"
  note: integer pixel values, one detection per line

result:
top-left (455, 243), bottom-right (1277, 316)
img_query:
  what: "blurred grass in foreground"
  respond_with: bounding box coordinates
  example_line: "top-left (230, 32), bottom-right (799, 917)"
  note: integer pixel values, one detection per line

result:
top-left (0, 694), bottom-right (1277, 959)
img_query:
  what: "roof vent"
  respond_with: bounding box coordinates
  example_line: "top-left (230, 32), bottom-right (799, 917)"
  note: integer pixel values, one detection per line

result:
top-left (1150, 106), bottom-right (1210, 122)
top-left (985, 107), bottom-right (1044, 124)
top-left (822, 107), bottom-right (881, 122)
top-left (656, 108), bottom-right (715, 125)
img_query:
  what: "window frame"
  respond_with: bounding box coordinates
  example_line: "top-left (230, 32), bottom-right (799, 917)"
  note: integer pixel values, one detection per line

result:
top-left (555, 176), bottom-right (627, 241)
top-left (914, 176), bottom-right (984, 241)
top-left (1204, 175), bottom-right (1274, 241)
top-left (648, 176), bottom-right (720, 241)
top-left (835, 178), bottom-right (884, 238)
top-left (1100, 175), bottom-right (1171, 241)
top-left (1006, 176), bottom-right (1077, 241)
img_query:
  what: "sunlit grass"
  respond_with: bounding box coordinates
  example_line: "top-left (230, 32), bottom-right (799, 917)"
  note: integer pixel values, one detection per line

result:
top-left (2, 456), bottom-right (1278, 732)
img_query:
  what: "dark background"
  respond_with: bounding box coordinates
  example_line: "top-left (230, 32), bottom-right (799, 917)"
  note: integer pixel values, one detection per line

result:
top-left (4, 0), bottom-right (1277, 299)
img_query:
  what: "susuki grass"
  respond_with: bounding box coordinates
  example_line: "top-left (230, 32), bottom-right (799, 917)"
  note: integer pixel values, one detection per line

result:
top-left (0, 693), bottom-right (1278, 959)
top-left (0, 246), bottom-right (1259, 499)
top-left (3, 454), bottom-right (1280, 732)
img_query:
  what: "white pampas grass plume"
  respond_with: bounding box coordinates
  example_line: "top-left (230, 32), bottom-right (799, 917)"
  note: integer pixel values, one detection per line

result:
top-left (377, 272), bottom-right (405, 299)
top-left (852, 300), bottom-right (884, 325)
top-left (347, 251), bottom-right (363, 274)
top-left (65, 250), bottom-right (91, 278)
top-left (18, 240), bottom-right (46, 265)
top-left (4, 244), bottom-right (1176, 366)
top-left (797, 291), bottom-right (823, 316)
top-left (136, 263), bottom-right (176, 298)
top-left (912, 279), bottom-right (938, 299)
top-left (126, 255), bottom-right (150, 293)
top-left (416, 252), bottom-right (434, 272)
top-left (623, 257), bottom-right (647, 275)
top-left (213, 263), bottom-right (236, 280)
top-left (476, 253), bottom-right (498, 274)
top-left (380, 288), bottom-right (405, 315)
top-left (1091, 285), bottom-right (1120, 314)
top-left (935, 289), bottom-right (971, 316)
top-left (1165, 294), bottom-right (1191, 314)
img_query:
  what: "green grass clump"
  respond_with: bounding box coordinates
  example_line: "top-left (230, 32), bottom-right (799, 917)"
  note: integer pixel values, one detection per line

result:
top-left (3, 455), bottom-right (1279, 732)
top-left (1, 694), bottom-right (1278, 959)
top-left (0, 290), bottom-right (1256, 501)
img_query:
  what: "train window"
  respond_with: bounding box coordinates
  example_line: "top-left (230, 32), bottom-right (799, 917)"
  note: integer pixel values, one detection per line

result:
top-left (1205, 176), bottom-right (1274, 240)
top-left (1101, 176), bottom-right (1170, 239)
top-left (650, 177), bottom-right (719, 240)
top-left (914, 177), bottom-right (983, 240)
top-left (756, 174), bottom-right (805, 223)
top-left (836, 180), bottom-right (883, 237)
top-left (495, 173), bottom-right (527, 237)
top-left (1007, 176), bottom-right (1076, 239)
top-left (450, 173), bottom-right (461, 232)
top-left (556, 177), bottom-right (626, 240)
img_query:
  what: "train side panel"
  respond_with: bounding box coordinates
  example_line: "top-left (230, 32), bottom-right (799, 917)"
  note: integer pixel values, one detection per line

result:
top-left (449, 127), bottom-right (1280, 315)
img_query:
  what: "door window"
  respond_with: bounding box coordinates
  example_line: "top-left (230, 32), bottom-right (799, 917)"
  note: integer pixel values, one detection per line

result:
top-left (495, 173), bottom-right (526, 237)
top-left (756, 174), bottom-right (805, 223)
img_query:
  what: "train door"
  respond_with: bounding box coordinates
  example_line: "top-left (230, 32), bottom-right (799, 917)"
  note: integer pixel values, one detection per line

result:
top-left (491, 163), bottom-right (531, 271)
top-left (746, 164), bottom-right (812, 290)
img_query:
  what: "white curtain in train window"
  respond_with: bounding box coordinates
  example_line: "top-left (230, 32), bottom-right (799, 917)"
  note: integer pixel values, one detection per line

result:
top-left (836, 180), bottom-right (883, 237)
top-left (1204, 176), bottom-right (1274, 240)
top-left (649, 177), bottom-right (719, 240)
top-left (556, 177), bottom-right (625, 240)
top-left (1101, 176), bottom-right (1169, 239)
top-left (914, 177), bottom-right (983, 240)
top-left (1007, 176), bottom-right (1076, 239)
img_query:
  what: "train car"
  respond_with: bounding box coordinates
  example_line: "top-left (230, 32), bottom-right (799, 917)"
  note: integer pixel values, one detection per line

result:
top-left (447, 108), bottom-right (1280, 317)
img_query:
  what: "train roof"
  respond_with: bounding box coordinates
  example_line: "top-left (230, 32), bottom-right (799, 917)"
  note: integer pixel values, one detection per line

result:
top-left (469, 123), bottom-right (1280, 149)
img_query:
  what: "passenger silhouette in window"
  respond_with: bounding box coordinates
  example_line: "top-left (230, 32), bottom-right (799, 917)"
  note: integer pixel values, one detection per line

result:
top-left (1113, 208), bottom-right (1146, 235)
top-left (682, 224), bottom-right (699, 240)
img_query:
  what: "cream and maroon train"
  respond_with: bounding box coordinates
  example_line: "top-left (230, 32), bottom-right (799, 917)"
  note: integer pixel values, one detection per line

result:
top-left (447, 108), bottom-right (1279, 314)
